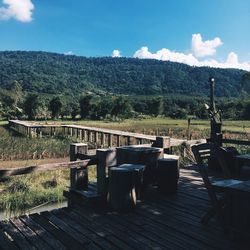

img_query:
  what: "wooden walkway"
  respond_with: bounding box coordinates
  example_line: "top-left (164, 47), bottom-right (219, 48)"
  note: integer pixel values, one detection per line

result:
top-left (0, 169), bottom-right (247, 250)
top-left (9, 120), bottom-right (204, 148)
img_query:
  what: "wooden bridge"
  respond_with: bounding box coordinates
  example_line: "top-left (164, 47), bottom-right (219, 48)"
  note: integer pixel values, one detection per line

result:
top-left (8, 120), bottom-right (190, 148)
top-left (0, 168), bottom-right (246, 250)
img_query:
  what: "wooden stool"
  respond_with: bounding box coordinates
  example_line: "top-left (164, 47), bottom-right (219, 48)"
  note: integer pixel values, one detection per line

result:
top-left (108, 167), bottom-right (136, 211)
top-left (157, 158), bottom-right (179, 194)
top-left (118, 164), bottom-right (145, 200)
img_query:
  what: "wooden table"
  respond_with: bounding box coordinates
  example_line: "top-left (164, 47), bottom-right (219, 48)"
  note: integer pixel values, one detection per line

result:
top-left (234, 154), bottom-right (250, 175)
top-left (219, 179), bottom-right (250, 237)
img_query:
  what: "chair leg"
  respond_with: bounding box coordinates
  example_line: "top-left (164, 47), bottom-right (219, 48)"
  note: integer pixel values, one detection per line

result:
top-left (201, 207), bottom-right (216, 224)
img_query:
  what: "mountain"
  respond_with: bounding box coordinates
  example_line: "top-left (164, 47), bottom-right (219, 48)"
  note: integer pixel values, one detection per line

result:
top-left (0, 51), bottom-right (246, 97)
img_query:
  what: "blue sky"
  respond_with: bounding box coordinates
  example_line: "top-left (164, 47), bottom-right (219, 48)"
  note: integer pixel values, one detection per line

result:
top-left (0, 0), bottom-right (250, 70)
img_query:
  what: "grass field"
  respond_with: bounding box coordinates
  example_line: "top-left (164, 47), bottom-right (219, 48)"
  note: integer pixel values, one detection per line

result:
top-left (0, 117), bottom-right (249, 217)
top-left (39, 117), bottom-right (250, 139)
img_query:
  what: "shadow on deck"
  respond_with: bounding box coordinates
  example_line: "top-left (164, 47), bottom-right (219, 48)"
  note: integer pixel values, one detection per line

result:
top-left (0, 168), bottom-right (248, 250)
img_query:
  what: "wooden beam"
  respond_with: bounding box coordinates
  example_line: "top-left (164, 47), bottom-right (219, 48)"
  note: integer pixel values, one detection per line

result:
top-left (0, 159), bottom-right (96, 178)
top-left (222, 139), bottom-right (250, 146)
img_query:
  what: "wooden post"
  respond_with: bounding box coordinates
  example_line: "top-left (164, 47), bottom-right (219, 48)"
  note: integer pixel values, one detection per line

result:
top-left (101, 133), bottom-right (106, 147)
top-left (126, 136), bottom-right (131, 146)
top-left (96, 148), bottom-right (116, 196)
top-left (29, 127), bottom-right (33, 138)
top-left (88, 130), bottom-right (92, 142)
top-left (94, 131), bottom-right (98, 143)
top-left (155, 136), bottom-right (171, 153)
top-left (79, 129), bottom-right (82, 141)
top-left (69, 143), bottom-right (89, 192)
top-left (69, 143), bottom-right (88, 161)
top-left (108, 134), bottom-right (113, 147)
top-left (187, 118), bottom-right (191, 140)
top-left (157, 158), bottom-right (179, 194)
top-left (39, 129), bottom-right (42, 138)
top-left (136, 138), bottom-right (142, 145)
top-left (108, 167), bottom-right (136, 211)
top-left (116, 135), bottom-right (121, 147)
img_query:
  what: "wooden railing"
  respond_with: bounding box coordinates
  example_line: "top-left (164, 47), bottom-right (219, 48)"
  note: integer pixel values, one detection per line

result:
top-left (0, 159), bottom-right (97, 178)
top-left (8, 120), bottom-right (187, 149)
top-left (222, 138), bottom-right (250, 146)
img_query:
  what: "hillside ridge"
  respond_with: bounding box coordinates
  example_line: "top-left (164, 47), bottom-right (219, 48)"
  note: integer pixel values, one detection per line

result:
top-left (0, 51), bottom-right (246, 97)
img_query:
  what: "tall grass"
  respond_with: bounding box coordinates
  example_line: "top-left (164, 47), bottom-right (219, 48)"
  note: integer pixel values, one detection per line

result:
top-left (0, 125), bottom-right (76, 160)
top-left (0, 170), bottom-right (69, 217)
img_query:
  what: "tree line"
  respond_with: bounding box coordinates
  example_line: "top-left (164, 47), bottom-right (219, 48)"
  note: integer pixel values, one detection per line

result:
top-left (1, 82), bottom-right (249, 120)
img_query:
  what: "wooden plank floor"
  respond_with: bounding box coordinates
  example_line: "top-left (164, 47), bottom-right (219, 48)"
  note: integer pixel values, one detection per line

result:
top-left (0, 169), bottom-right (249, 250)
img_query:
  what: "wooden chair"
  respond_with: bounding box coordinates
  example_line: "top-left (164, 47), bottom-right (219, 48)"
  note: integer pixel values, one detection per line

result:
top-left (191, 143), bottom-right (242, 225)
top-left (218, 147), bottom-right (250, 180)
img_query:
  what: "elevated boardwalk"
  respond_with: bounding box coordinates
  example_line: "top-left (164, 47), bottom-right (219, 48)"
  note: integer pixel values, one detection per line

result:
top-left (9, 120), bottom-right (203, 148)
top-left (0, 168), bottom-right (246, 250)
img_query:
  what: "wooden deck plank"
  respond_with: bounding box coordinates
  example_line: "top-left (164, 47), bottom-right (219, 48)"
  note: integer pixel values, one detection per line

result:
top-left (0, 228), bottom-right (19, 250)
top-left (66, 207), bottom-right (147, 250)
top-left (20, 215), bottom-right (67, 250)
top-left (1, 168), bottom-right (249, 249)
top-left (41, 211), bottom-right (90, 248)
top-left (0, 221), bottom-right (35, 250)
top-left (51, 209), bottom-right (123, 250)
top-left (30, 213), bottom-right (85, 250)
top-left (10, 218), bottom-right (53, 250)
top-left (67, 209), bottom-right (133, 250)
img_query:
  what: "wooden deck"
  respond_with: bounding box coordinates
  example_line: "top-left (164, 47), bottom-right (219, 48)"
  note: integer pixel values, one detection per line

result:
top-left (0, 168), bottom-right (248, 250)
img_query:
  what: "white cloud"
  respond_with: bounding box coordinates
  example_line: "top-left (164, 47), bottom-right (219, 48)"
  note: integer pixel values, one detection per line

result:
top-left (134, 46), bottom-right (199, 65)
top-left (64, 51), bottom-right (74, 56)
top-left (0, 0), bottom-right (34, 22)
top-left (112, 49), bottom-right (121, 58)
top-left (133, 46), bottom-right (250, 71)
top-left (191, 33), bottom-right (223, 58)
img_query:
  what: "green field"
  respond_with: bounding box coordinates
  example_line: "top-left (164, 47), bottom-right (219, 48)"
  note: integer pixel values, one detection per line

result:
top-left (38, 117), bottom-right (250, 137)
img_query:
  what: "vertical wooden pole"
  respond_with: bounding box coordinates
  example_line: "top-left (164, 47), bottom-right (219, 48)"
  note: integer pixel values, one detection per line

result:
top-left (84, 130), bottom-right (87, 141)
top-left (116, 135), bottom-right (121, 147)
top-left (94, 132), bottom-right (99, 147)
top-left (155, 136), bottom-right (171, 154)
top-left (69, 143), bottom-right (88, 161)
top-left (88, 130), bottom-right (92, 142)
top-left (108, 134), bottom-right (113, 147)
top-left (187, 118), bottom-right (191, 140)
top-left (101, 133), bottom-right (105, 147)
top-left (126, 136), bottom-right (131, 146)
top-left (96, 149), bottom-right (116, 196)
top-left (136, 138), bottom-right (142, 145)
top-left (79, 129), bottom-right (82, 141)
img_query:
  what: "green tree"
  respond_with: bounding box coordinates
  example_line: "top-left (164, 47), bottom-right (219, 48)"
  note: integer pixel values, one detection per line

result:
top-left (242, 102), bottom-right (250, 120)
top-left (95, 97), bottom-right (114, 119)
top-left (148, 97), bottom-right (164, 116)
top-left (23, 94), bottom-right (40, 120)
top-left (79, 94), bottom-right (93, 119)
top-left (241, 73), bottom-right (250, 95)
top-left (111, 96), bottom-right (132, 118)
top-left (49, 96), bottom-right (63, 119)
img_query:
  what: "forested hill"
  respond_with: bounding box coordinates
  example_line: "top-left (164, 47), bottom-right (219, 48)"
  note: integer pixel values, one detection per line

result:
top-left (0, 51), bottom-right (247, 97)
